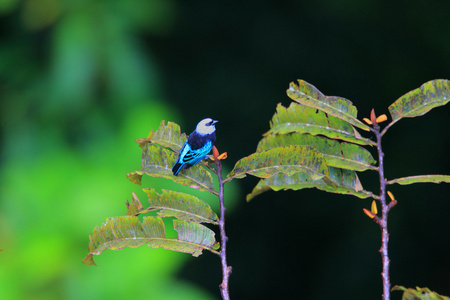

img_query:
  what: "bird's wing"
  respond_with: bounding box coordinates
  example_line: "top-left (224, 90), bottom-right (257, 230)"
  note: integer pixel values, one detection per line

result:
top-left (181, 140), bottom-right (213, 165)
top-left (177, 142), bottom-right (190, 161)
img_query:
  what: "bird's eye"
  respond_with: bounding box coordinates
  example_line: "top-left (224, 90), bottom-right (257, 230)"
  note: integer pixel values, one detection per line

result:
top-left (207, 121), bottom-right (214, 126)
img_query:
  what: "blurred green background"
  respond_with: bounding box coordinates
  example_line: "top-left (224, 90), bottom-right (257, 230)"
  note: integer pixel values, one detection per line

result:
top-left (0, 1), bottom-right (449, 300)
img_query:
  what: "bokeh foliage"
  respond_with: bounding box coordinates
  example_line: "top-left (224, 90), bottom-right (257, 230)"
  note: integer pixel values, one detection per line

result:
top-left (0, 1), bottom-right (218, 299)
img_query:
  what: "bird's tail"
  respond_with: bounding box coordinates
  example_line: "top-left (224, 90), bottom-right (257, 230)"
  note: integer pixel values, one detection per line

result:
top-left (172, 162), bottom-right (184, 176)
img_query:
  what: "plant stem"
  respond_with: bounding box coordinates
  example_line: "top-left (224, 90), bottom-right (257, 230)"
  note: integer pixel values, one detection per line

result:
top-left (215, 160), bottom-right (232, 300)
top-left (374, 124), bottom-right (391, 300)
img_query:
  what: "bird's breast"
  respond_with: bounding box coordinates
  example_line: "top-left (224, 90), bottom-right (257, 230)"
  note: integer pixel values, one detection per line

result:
top-left (188, 132), bottom-right (216, 150)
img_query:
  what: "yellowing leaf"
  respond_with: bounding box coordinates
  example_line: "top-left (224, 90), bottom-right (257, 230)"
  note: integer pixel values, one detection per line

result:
top-left (287, 80), bottom-right (370, 132)
top-left (265, 103), bottom-right (372, 146)
top-left (143, 188), bottom-right (218, 224)
top-left (227, 145), bottom-right (333, 185)
top-left (246, 167), bottom-right (373, 201)
top-left (388, 79), bottom-right (450, 123)
top-left (137, 120), bottom-right (187, 152)
top-left (83, 216), bottom-right (218, 266)
top-left (392, 285), bottom-right (450, 300)
top-left (257, 134), bottom-right (377, 172)
top-left (387, 175), bottom-right (450, 185)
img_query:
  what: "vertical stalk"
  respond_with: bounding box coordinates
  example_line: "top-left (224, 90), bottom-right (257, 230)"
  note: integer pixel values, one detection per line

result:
top-left (215, 160), bottom-right (231, 300)
top-left (374, 124), bottom-right (391, 300)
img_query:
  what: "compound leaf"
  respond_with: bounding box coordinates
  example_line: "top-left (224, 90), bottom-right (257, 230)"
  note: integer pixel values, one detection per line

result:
top-left (83, 216), bottom-right (218, 266)
top-left (258, 133), bottom-right (376, 172)
top-left (143, 188), bottom-right (218, 224)
top-left (287, 80), bottom-right (370, 132)
top-left (264, 103), bottom-right (372, 146)
top-left (388, 79), bottom-right (450, 123)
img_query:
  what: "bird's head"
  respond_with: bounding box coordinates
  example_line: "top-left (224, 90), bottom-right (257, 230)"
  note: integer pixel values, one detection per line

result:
top-left (196, 118), bottom-right (218, 135)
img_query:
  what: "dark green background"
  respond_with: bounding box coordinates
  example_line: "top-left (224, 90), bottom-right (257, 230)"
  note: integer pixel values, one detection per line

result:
top-left (1, 1), bottom-right (449, 299)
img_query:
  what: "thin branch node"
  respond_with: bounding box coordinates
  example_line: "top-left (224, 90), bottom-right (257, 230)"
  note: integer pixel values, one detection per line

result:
top-left (388, 200), bottom-right (397, 210)
top-left (373, 215), bottom-right (381, 225)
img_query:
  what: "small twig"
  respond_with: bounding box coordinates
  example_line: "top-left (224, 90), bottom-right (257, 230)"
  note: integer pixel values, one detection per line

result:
top-left (215, 159), bottom-right (232, 300)
top-left (210, 189), bottom-right (220, 196)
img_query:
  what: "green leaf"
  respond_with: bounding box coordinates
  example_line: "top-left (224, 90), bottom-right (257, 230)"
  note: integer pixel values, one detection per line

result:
top-left (173, 220), bottom-right (218, 254)
top-left (226, 145), bottom-right (336, 187)
top-left (83, 216), bottom-right (165, 266)
top-left (128, 144), bottom-right (214, 192)
top-left (287, 80), bottom-right (370, 132)
top-left (136, 120), bottom-right (187, 152)
top-left (392, 285), bottom-right (450, 300)
top-left (247, 167), bottom-right (373, 201)
top-left (388, 79), bottom-right (450, 123)
top-left (83, 216), bottom-right (218, 266)
top-left (387, 175), bottom-right (450, 185)
top-left (258, 133), bottom-right (377, 172)
top-left (143, 188), bottom-right (218, 224)
top-left (264, 103), bottom-right (372, 146)
top-left (228, 145), bottom-right (329, 179)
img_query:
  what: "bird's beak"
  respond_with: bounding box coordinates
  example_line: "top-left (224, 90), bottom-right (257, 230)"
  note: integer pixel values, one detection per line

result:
top-left (212, 120), bottom-right (218, 125)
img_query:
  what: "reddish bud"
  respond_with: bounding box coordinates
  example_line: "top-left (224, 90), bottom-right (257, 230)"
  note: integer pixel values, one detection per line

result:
top-left (363, 118), bottom-right (373, 125)
top-left (218, 152), bottom-right (228, 160)
top-left (370, 109), bottom-right (377, 124)
top-left (363, 208), bottom-right (375, 219)
top-left (376, 114), bottom-right (388, 123)
top-left (371, 200), bottom-right (378, 215)
top-left (387, 191), bottom-right (395, 201)
top-left (212, 146), bottom-right (219, 160)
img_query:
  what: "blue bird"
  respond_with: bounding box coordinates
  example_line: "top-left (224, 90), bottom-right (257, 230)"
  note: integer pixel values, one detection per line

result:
top-left (172, 118), bottom-right (218, 176)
